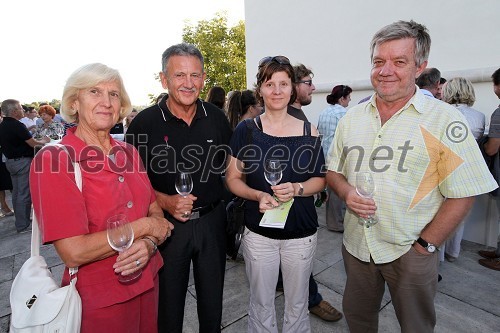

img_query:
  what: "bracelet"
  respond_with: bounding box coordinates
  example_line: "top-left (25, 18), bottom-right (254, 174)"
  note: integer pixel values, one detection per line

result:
top-left (141, 236), bottom-right (158, 255)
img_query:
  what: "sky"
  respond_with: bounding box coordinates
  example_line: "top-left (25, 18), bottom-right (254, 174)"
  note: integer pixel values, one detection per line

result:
top-left (0, 0), bottom-right (244, 106)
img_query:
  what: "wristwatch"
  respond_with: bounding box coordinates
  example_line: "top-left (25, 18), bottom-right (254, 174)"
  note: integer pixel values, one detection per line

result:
top-left (297, 183), bottom-right (304, 196)
top-left (416, 237), bottom-right (436, 253)
top-left (143, 236), bottom-right (158, 255)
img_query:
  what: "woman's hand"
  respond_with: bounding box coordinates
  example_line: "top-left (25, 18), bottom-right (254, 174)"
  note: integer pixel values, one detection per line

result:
top-left (147, 216), bottom-right (174, 245)
top-left (271, 182), bottom-right (295, 203)
top-left (113, 239), bottom-right (149, 276)
top-left (257, 191), bottom-right (279, 213)
top-left (345, 187), bottom-right (377, 219)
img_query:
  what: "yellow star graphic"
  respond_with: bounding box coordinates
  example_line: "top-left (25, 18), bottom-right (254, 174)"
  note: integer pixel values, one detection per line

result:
top-left (409, 126), bottom-right (464, 210)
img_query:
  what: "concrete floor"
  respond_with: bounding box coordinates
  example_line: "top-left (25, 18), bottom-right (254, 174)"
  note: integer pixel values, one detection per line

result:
top-left (1, 200), bottom-right (499, 332)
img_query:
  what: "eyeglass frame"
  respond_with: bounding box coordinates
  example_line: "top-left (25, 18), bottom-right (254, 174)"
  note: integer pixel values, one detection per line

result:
top-left (297, 79), bottom-right (313, 86)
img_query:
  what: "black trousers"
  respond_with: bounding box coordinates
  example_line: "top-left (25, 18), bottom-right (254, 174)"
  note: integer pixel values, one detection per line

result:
top-left (158, 202), bottom-right (226, 333)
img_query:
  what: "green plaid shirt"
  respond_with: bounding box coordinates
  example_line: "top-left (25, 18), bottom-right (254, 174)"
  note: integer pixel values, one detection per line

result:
top-left (328, 88), bottom-right (498, 263)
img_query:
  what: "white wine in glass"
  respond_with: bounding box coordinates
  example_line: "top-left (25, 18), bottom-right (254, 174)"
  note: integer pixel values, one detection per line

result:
top-left (355, 172), bottom-right (379, 228)
top-left (175, 172), bottom-right (193, 218)
top-left (107, 214), bottom-right (142, 283)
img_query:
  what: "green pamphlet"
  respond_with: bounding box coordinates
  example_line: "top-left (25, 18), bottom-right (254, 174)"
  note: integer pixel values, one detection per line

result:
top-left (259, 199), bottom-right (294, 229)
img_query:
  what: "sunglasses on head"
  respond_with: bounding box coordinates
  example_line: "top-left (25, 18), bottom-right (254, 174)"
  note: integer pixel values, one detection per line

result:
top-left (258, 56), bottom-right (291, 68)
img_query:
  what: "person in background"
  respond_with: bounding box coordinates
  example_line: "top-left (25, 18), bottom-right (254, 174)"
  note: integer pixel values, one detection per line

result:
top-left (436, 77), bottom-right (447, 100)
top-left (440, 77), bottom-right (485, 263)
top-left (416, 67), bottom-right (441, 98)
top-left (479, 67), bottom-right (500, 271)
top-left (0, 99), bottom-right (49, 233)
top-left (32, 104), bottom-right (65, 140)
top-left (206, 86), bottom-right (226, 109)
top-left (326, 20), bottom-right (497, 332)
top-left (123, 108), bottom-right (138, 133)
top-left (30, 63), bottom-right (173, 332)
top-left (226, 89), bottom-right (260, 129)
top-left (125, 43), bottom-right (232, 333)
top-left (226, 56), bottom-right (326, 332)
top-left (0, 113), bottom-right (14, 218)
top-left (20, 106), bottom-right (38, 133)
top-left (318, 84), bottom-right (352, 233)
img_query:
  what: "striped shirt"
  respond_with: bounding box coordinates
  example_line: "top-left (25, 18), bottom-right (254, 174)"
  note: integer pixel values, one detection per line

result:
top-left (327, 87), bottom-right (498, 263)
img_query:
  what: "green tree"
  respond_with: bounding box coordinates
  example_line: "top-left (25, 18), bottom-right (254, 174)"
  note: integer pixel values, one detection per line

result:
top-left (182, 12), bottom-right (246, 99)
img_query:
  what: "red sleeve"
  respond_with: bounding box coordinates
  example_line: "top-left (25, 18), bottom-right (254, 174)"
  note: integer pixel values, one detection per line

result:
top-left (30, 146), bottom-right (89, 243)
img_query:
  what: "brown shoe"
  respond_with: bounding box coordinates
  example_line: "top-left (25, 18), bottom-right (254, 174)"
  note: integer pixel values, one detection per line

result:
top-left (309, 300), bottom-right (343, 322)
top-left (478, 258), bottom-right (500, 271)
top-left (478, 250), bottom-right (500, 259)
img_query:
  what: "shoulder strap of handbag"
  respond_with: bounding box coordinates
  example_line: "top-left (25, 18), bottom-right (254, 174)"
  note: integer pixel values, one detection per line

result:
top-left (31, 144), bottom-right (82, 277)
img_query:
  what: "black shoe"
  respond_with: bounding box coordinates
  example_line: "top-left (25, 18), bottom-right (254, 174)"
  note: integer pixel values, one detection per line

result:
top-left (438, 274), bottom-right (442, 282)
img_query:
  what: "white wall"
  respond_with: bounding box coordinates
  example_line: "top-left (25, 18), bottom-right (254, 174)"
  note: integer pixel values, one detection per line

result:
top-left (244, 0), bottom-right (500, 126)
top-left (244, 0), bottom-right (500, 246)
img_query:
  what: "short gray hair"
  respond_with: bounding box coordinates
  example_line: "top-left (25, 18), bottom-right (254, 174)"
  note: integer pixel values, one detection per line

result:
top-left (1, 99), bottom-right (20, 117)
top-left (161, 43), bottom-right (204, 74)
top-left (370, 20), bottom-right (431, 67)
top-left (416, 68), bottom-right (441, 89)
top-left (61, 63), bottom-right (132, 123)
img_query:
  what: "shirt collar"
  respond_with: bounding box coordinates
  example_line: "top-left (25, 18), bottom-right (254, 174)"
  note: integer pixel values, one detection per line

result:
top-left (158, 96), bottom-right (207, 123)
top-left (61, 127), bottom-right (125, 162)
top-left (369, 85), bottom-right (427, 115)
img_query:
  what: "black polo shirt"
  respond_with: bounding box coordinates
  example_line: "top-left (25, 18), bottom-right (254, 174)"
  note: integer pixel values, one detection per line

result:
top-left (125, 97), bottom-right (232, 208)
top-left (0, 117), bottom-right (34, 159)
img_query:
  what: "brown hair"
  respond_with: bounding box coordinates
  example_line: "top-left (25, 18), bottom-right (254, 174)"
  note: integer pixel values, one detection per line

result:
top-left (255, 58), bottom-right (296, 106)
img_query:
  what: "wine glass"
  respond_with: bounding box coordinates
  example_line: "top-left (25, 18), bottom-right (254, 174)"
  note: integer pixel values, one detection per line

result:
top-left (175, 171), bottom-right (193, 218)
top-left (264, 159), bottom-right (282, 204)
top-left (107, 214), bottom-right (142, 283)
top-left (55, 126), bottom-right (64, 140)
top-left (355, 172), bottom-right (379, 228)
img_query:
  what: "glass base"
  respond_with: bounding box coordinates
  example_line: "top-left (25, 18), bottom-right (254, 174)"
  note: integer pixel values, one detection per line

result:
top-left (118, 269), bottom-right (142, 283)
top-left (358, 215), bottom-right (379, 228)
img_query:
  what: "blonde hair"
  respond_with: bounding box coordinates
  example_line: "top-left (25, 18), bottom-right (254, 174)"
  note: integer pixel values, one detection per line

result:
top-left (442, 77), bottom-right (476, 107)
top-left (61, 63), bottom-right (132, 123)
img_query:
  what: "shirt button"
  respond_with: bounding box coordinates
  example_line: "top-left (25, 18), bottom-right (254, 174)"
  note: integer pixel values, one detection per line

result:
top-left (118, 176), bottom-right (124, 182)
top-left (378, 135), bottom-right (382, 138)
top-left (127, 201), bottom-right (133, 208)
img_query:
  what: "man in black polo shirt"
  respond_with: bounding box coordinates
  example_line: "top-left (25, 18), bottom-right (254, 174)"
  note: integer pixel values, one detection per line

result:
top-left (125, 43), bottom-right (232, 333)
top-left (0, 99), bottom-right (49, 232)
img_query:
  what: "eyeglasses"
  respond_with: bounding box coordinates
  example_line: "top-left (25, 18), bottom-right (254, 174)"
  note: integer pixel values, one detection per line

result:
top-left (297, 80), bottom-right (313, 86)
top-left (258, 56), bottom-right (291, 68)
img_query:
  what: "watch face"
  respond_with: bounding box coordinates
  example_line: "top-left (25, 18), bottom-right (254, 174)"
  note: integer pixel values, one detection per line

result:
top-left (428, 245), bottom-right (436, 253)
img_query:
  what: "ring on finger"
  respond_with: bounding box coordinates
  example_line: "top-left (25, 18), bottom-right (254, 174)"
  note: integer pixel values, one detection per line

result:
top-left (136, 259), bottom-right (141, 267)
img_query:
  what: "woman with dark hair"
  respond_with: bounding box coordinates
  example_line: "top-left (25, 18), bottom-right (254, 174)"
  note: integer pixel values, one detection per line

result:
top-left (206, 86), bottom-right (226, 109)
top-left (226, 89), bottom-right (260, 129)
top-left (318, 84), bottom-right (352, 233)
top-left (226, 56), bottom-right (325, 332)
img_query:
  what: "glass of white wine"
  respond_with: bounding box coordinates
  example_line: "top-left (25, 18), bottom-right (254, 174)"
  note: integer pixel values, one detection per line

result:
top-left (107, 214), bottom-right (142, 283)
top-left (175, 171), bottom-right (193, 218)
top-left (355, 172), bottom-right (379, 228)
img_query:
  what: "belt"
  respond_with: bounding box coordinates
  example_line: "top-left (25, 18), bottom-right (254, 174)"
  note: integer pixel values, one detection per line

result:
top-left (189, 200), bottom-right (221, 220)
